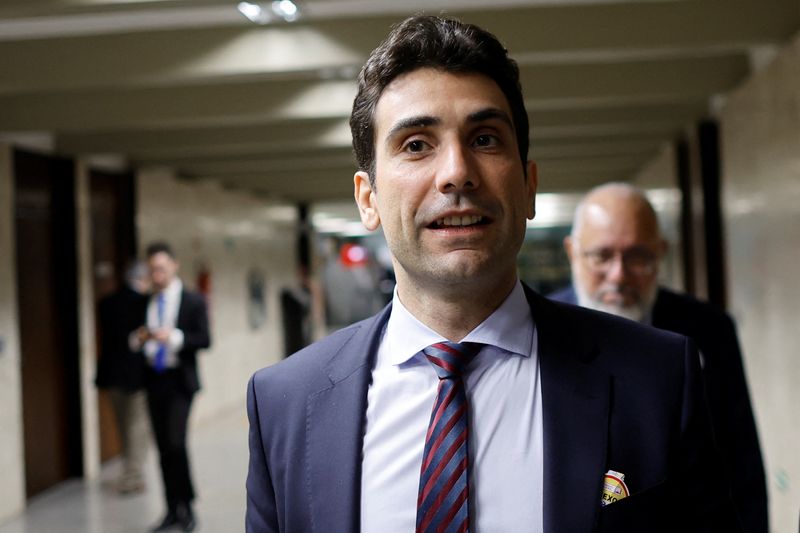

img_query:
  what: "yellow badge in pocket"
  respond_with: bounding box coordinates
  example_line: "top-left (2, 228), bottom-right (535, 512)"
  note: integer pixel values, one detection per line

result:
top-left (600, 470), bottom-right (629, 506)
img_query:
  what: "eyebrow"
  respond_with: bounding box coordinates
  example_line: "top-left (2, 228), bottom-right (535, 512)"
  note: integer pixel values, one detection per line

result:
top-left (385, 115), bottom-right (440, 142)
top-left (467, 107), bottom-right (514, 129)
top-left (384, 107), bottom-right (515, 145)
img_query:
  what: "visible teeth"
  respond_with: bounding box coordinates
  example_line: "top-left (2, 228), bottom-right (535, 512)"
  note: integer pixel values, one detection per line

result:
top-left (436, 215), bottom-right (483, 227)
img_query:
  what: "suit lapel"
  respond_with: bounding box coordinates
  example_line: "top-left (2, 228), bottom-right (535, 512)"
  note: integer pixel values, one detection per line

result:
top-left (302, 289), bottom-right (612, 531)
top-left (175, 289), bottom-right (188, 328)
top-left (304, 305), bottom-right (391, 533)
top-left (526, 287), bottom-right (610, 533)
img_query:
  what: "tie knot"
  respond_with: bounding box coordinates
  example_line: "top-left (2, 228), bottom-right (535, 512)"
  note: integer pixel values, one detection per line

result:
top-left (422, 341), bottom-right (480, 379)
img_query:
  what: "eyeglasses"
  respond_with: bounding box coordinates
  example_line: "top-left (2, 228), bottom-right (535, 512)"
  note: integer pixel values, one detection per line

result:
top-left (579, 245), bottom-right (659, 276)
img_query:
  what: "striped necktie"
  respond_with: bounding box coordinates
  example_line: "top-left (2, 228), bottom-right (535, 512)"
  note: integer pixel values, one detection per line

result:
top-left (154, 292), bottom-right (167, 373)
top-left (416, 341), bottom-right (480, 533)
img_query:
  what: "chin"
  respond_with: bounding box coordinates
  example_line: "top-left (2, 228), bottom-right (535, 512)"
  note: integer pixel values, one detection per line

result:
top-left (574, 283), bottom-right (652, 323)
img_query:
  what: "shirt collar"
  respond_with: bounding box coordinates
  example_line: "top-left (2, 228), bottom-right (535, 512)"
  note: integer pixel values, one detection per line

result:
top-left (384, 280), bottom-right (534, 366)
top-left (156, 277), bottom-right (183, 300)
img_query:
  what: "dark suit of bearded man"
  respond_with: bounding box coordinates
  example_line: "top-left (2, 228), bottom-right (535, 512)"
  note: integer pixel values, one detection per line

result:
top-left (551, 285), bottom-right (767, 533)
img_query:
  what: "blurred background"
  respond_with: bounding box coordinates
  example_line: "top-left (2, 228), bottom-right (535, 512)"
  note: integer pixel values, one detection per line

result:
top-left (0, 0), bottom-right (798, 531)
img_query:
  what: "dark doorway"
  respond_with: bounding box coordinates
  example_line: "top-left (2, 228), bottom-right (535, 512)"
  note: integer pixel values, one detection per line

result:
top-left (89, 169), bottom-right (137, 462)
top-left (14, 149), bottom-right (83, 498)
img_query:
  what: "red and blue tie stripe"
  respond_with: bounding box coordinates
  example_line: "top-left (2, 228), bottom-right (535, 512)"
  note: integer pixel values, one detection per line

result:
top-left (416, 341), bottom-right (480, 533)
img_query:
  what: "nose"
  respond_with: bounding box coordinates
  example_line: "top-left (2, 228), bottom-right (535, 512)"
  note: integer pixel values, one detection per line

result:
top-left (435, 141), bottom-right (478, 193)
top-left (604, 253), bottom-right (627, 283)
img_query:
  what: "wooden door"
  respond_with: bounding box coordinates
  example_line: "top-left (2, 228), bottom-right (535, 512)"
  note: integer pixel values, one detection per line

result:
top-left (90, 169), bottom-right (136, 462)
top-left (14, 149), bottom-right (83, 497)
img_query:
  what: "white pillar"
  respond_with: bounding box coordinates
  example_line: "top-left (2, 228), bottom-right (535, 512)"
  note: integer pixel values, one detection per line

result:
top-left (75, 160), bottom-right (100, 480)
top-left (0, 143), bottom-right (26, 521)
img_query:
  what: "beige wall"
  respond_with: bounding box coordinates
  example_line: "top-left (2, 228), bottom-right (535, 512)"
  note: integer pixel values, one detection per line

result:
top-left (136, 169), bottom-right (298, 421)
top-left (0, 144), bottom-right (25, 521)
top-left (720, 33), bottom-right (800, 533)
top-left (0, 161), bottom-right (299, 524)
top-left (75, 161), bottom-right (101, 480)
top-left (631, 144), bottom-right (684, 291)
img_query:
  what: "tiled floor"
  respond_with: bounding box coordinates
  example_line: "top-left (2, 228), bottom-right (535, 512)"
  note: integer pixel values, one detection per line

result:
top-left (0, 407), bottom-right (248, 533)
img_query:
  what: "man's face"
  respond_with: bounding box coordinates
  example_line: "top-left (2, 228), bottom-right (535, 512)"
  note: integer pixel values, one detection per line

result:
top-left (148, 252), bottom-right (178, 292)
top-left (354, 68), bottom-right (536, 296)
top-left (566, 198), bottom-right (665, 322)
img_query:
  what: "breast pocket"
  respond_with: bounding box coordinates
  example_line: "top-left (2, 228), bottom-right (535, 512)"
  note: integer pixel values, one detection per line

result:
top-left (597, 481), bottom-right (674, 533)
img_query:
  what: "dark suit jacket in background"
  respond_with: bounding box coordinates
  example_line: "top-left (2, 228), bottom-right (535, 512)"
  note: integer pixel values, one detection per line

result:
top-left (169, 289), bottom-right (211, 393)
top-left (134, 288), bottom-right (211, 392)
top-left (246, 286), bottom-right (740, 533)
top-left (549, 285), bottom-right (767, 533)
top-left (95, 285), bottom-right (148, 391)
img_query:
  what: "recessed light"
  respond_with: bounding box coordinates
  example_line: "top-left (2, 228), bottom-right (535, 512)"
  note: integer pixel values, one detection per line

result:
top-left (237, 2), bottom-right (271, 24)
top-left (272, 0), bottom-right (300, 22)
top-left (237, 1), bottom-right (300, 24)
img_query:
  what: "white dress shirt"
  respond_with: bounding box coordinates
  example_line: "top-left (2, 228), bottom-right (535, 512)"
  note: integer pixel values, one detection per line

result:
top-left (141, 278), bottom-right (185, 369)
top-left (361, 281), bottom-right (544, 532)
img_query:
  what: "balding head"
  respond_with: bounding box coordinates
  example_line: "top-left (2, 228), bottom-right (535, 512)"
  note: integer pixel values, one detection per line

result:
top-left (564, 182), bottom-right (667, 322)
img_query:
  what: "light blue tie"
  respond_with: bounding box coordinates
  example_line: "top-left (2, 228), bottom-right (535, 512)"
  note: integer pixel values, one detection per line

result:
top-left (154, 293), bottom-right (167, 373)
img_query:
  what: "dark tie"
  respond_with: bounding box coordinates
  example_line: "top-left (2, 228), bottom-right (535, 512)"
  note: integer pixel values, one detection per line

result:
top-left (154, 292), bottom-right (167, 373)
top-left (416, 341), bottom-right (480, 533)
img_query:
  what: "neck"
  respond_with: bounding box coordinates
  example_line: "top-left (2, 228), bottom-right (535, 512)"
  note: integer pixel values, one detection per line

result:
top-left (395, 272), bottom-right (518, 341)
top-left (155, 278), bottom-right (176, 294)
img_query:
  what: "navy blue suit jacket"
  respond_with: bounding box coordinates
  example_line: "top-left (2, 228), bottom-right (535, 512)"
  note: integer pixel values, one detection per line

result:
top-left (246, 286), bottom-right (739, 532)
top-left (550, 285), bottom-right (767, 533)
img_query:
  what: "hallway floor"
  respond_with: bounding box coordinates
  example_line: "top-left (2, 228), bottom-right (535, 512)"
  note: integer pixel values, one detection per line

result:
top-left (0, 407), bottom-right (248, 533)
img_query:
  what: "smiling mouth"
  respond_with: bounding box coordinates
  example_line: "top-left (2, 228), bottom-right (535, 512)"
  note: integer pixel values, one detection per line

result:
top-left (428, 215), bottom-right (487, 229)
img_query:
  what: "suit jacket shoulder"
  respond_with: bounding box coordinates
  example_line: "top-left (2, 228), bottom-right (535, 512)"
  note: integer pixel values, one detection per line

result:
top-left (651, 288), bottom-right (740, 351)
top-left (250, 317), bottom-right (376, 404)
top-left (548, 285), bottom-right (578, 305)
top-left (246, 308), bottom-right (389, 533)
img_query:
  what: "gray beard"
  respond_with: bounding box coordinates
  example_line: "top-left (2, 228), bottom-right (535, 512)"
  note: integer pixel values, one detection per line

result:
top-left (573, 277), bottom-right (658, 324)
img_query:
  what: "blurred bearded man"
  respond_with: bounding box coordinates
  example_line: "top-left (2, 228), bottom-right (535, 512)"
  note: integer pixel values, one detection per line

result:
top-left (551, 182), bottom-right (767, 533)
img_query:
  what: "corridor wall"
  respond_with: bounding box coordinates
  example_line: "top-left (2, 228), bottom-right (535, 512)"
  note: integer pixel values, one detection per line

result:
top-left (0, 145), bottom-right (25, 522)
top-left (720, 32), bottom-right (800, 533)
top-left (136, 169), bottom-right (298, 423)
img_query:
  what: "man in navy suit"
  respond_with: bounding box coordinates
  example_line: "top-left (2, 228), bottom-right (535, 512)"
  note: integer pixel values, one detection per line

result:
top-left (246, 16), bottom-right (740, 532)
top-left (550, 182), bottom-right (767, 533)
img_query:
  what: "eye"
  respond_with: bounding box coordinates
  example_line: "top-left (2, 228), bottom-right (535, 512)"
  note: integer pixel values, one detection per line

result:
top-left (403, 139), bottom-right (430, 153)
top-left (473, 133), bottom-right (499, 148)
top-left (585, 249), bottom-right (614, 267)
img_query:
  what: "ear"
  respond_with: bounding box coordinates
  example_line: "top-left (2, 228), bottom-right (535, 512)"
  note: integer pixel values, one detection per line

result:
top-left (525, 161), bottom-right (538, 220)
top-left (354, 171), bottom-right (381, 231)
top-left (563, 235), bottom-right (575, 262)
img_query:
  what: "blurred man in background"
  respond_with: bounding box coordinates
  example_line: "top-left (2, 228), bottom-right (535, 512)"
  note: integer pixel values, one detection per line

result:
top-left (131, 242), bottom-right (210, 532)
top-left (95, 261), bottom-right (150, 495)
top-left (551, 182), bottom-right (767, 533)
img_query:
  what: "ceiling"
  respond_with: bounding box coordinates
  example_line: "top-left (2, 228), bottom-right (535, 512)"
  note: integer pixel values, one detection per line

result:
top-left (1, 0), bottom-right (798, 204)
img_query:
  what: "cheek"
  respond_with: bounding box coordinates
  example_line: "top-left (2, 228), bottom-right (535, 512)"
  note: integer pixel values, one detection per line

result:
top-left (576, 268), bottom-right (602, 291)
top-left (635, 276), bottom-right (658, 293)
top-left (586, 274), bottom-right (605, 293)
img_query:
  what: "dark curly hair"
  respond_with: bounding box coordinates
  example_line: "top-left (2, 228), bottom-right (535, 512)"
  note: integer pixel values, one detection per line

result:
top-left (349, 15), bottom-right (530, 187)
